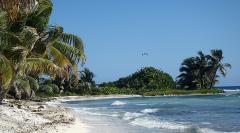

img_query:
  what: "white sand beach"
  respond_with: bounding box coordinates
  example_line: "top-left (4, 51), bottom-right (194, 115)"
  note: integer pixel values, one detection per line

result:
top-left (0, 99), bottom-right (89, 133)
top-left (0, 95), bottom-right (140, 133)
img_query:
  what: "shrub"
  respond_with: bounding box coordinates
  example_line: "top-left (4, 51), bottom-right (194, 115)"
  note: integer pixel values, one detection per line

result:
top-left (99, 67), bottom-right (176, 90)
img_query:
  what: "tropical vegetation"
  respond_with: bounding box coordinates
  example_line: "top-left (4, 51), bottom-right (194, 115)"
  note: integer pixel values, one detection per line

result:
top-left (0, 0), bottom-right (85, 103)
top-left (100, 67), bottom-right (176, 90)
top-left (177, 49), bottom-right (231, 90)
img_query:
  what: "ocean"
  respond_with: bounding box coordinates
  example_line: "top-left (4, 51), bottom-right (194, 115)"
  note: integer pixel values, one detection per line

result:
top-left (62, 87), bottom-right (240, 133)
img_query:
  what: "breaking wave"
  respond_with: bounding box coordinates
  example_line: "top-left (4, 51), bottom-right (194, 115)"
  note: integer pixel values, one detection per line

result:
top-left (111, 101), bottom-right (127, 106)
top-left (141, 108), bottom-right (159, 114)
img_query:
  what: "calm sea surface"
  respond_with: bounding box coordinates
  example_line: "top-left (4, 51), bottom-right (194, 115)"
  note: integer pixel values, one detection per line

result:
top-left (62, 87), bottom-right (240, 133)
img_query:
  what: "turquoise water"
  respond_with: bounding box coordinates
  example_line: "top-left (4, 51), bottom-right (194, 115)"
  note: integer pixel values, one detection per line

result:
top-left (63, 88), bottom-right (240, 133)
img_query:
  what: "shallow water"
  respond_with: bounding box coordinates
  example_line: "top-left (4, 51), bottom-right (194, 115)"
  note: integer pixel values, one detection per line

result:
top-left (62, 88), bottom-right (240, 133)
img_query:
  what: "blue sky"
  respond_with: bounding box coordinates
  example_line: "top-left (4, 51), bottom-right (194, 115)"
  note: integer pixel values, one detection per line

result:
top-left (50, 0), bottom-right (240, 86)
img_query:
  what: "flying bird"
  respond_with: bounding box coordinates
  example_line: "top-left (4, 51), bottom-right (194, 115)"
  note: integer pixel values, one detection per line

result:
top-left (142, 53), bottom-right (149, 56)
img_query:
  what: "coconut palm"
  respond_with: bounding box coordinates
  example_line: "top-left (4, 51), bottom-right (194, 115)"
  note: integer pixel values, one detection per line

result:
top-left (177, 50), bottom-right (231, 90)
top-left (0, 0), bottom-right (37, 22)
top-left (79, 68), bottom-right (95, 85)
top-left (177, 57), bottom-right (199, 89)
top-left (72, 68), bottom-right (96, 94)
top-left (207, 49), bottom-right (231, 89)
top-left (0, 0), bottom-right (85, 102)
top-left (195, 51), bottom-right (211, 88)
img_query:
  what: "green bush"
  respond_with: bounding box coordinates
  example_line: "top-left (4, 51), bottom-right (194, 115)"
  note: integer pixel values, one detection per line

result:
top-left (99, 67), bottom-right (176, 90)
top-left (143, 89), bottom-right (224, 96)
top-left (39, 85), bottom-right (53, 94)
top-left (90, 87), bottom-right (134, 95)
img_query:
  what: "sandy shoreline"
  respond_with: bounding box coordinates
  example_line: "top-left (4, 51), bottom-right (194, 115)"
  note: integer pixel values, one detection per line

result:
top-left (47, 93), bottom-right (222, 105)
top-left (0, 95), bottom-right (139, 133)
top-left (0, 94), bottom-right (225, 133)
top-left (49, 94), bottom-right (141, 103)
top-left (46, 117), bottom-right (89, 133)
top-left (0, 99), bottom-right (89, 133)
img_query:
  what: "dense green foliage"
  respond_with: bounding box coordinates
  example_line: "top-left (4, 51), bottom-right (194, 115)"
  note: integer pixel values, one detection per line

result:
top-left (142, 89), bottom-right (224, 96)
top-left (35, 68), bottom-right (96, 97)
top-left (100, 67), bottom-right (175, 90)
top-left (0, 0), bottom-right (85, 103)
top-left (177, 50), bottom-right (231, 90)
top-left (90, 87), bottom-right (135, 95)
top-left (90, 87), bottom-right (223, 96)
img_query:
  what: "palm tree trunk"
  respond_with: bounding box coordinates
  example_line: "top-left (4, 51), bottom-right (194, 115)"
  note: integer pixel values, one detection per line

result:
top-left (0, 85), bottom-right (3, 105)
top-left (209, 69), bottom-right (217, 89)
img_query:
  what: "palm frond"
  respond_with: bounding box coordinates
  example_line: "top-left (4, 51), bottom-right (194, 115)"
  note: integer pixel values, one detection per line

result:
top-left (24, 75), bottom-right (39, 91)
top-left (0, 11), bottom-right (8, 30)
top-left (25, 58), bottom-right (69, 79)
top-left (43, 26), bottom-right (63, 43)
top-left (0, 31), bottom-right (22, 52)
top-left (0, 0), bottom-right (20, 22)
top-left (19, 26), bottom-right (39, 50)
top-left (222, 63), bottom-right (232, 69)
top-left (20, 0), bottom-right (38, 11)
top-left (12, 45), bottom-right (29, 58)
top-left (48, 46), bottom-right (72, 67)
top-left (60, 32), bottom-right (84, 51)
top-left (27, 0), bottom-right (52, 32)
top-left (0, 54), bottom-right (13, 88)
top-left (60, 33), bottom-right (86, 63)
top-left (52, 41), bottom-right (85, 63)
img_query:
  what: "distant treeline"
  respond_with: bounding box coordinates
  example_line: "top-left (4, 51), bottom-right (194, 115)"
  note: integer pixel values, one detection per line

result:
top-left (99, 49), bottom-right (231, 92)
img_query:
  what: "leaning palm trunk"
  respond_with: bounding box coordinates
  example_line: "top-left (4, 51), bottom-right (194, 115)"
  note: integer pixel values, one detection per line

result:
top-left (209, 69), bottom-right (218, 89)
top-left (0, 83), bottom-right (3, 104)
top-left (0, 90), bottom-right (2, 104)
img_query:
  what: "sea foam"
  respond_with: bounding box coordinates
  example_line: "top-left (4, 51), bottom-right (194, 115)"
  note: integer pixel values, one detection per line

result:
top-left (130, 117), bottom-right (240, 133)
top-left (111, 101), bottom-right (127, 106)
top-left (75, 108), bottom-right (119, 117)
top-left (141, 108), bottom-right (159, 114)
top-left (130, 117), bottom-right (187, 130)
top-left (123, 112), bottom-right (144, 120)
top-left (224, 89), bottom-right (240, 92)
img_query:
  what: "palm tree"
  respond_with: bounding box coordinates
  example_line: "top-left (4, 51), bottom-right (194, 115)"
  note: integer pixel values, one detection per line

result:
top-left (0, 0), bottom-right (85, 102)
top-left (0, 0), bottom-right (37, 22)
top-left (78, 68), bottom-right (95, 94)
top-left (79, 68), bottom-right (95, 85)
top-left (177, 50), bottom-right (231, 90)
top-left (177, 57), bottom-right (199, 89)
top-left (195, 51), bottom-right (211, 88)
top-left (207, 49), bottom-right (231, 89)
top-left (0, 55), bottom-right (13, 102)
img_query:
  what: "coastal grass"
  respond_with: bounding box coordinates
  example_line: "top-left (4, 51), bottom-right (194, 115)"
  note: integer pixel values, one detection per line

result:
top-left (89, 87), bottom-right (224, 96)
top-left (142, 89), bottom-right (224, 96)
top-left (35, 87), bottom-right (224, 98)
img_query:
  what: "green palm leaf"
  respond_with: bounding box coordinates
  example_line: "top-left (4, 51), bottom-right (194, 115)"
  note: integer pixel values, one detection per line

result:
top-left (25, 58), bottom-right (69, 79)
top-left (48, 46), bottom-right (72, 67)
top-left (0, 54), bottom-right (13, 88)
top-left (0, 31), bottom-right (22, 52)
top-left (60, 33), bottom-right (84, 50)
top-left (19, 26), bottom-right (39, 50)
top-left (27, 0), bottom-right (53, 32)
top-left (52, 41), bottom-right (85, 63)
top-left (0, 11), bottom-right (8, 30)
